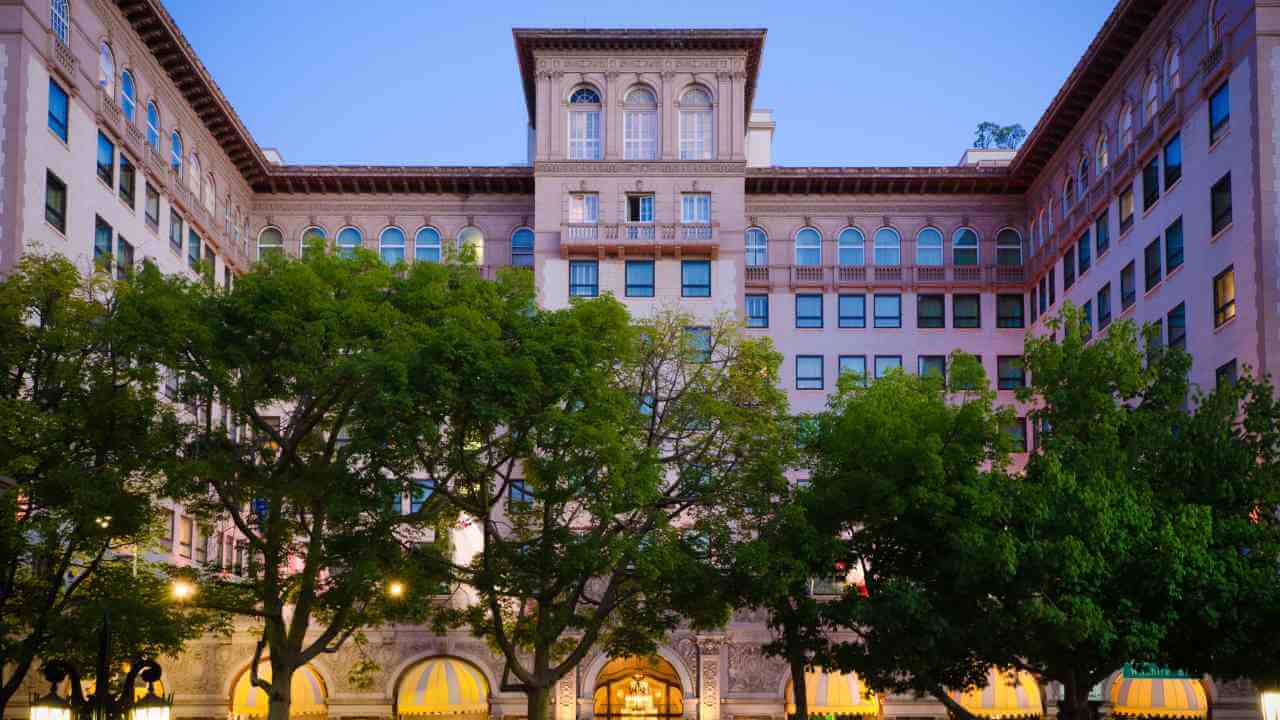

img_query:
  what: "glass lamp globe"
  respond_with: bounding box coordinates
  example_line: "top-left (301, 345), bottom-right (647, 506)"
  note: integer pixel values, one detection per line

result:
top-left (30, 691), bottom-right (71, 720)
top-left (1261, 691), bottom-right (1280, 720)
top-left (129, 685), bottom-right (170, 720)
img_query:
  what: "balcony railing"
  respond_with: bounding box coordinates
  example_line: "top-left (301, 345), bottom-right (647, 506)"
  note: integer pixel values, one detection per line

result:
top-left (47, 32), bottom-right (76, 84)
top-left (624, 223), bottom-right (655, 241)
top-left (792, 265), bottom-right (826, 286)
top-left (97, 89), bottom-right (122, 130)
top-left (874, 266), bottom-right (903, 283)
top-left (681, 223), bottom-right (713, 242)
top-left (1088, 170), bottom-right (1112, 211)
top-left (745, 266), bottom-right (770, 285)
top-left (994, 265), bottom-right (1025, 284)
top-left (916, 266), bottom-right (945, 283)
top-left (751, 263), bottom-right (1031, 290)
top-left (953, 265), bottom-right (982, 283)
top-left (1111, 144), bottom-right (1135, 180)
top-left (1157, 88), bottom-right (1183, 134)
top-left (837, 265), bottom-right (866, 284)
top-left (564, 223), bottom-right (599, 242)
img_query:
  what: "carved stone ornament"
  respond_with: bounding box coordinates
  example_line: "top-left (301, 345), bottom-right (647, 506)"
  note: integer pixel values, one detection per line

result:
top-left (692, 180), bottom-right (700, 191)
top-left (803, 216), bottom-right (813, 227)
top-left (697, 638), bottom-right (723, 655)
top-left (674, 636), bottom-right (699, 674)
top-left (467, 215), bottom-right (476, 227)
top-left (882, 215), bottom-right (891, 228)
top-left (344, 214), bottom-right (353, 226)
top-left (579, 180), bottom-right (589, 191)
top-left (635, 179), bottom-right (645, 191)
top-left (961, 214), bottom-right (971, 227)
top-left (846, 215), bottom-right (856, 227)
top-left (726, 643), bottom-right (787, 694)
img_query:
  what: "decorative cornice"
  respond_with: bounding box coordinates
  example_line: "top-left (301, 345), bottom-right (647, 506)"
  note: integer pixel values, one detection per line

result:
top-left (746, 166), bottom-right (1025, 195)
top-left (536, 161), bottom-right (746, 176)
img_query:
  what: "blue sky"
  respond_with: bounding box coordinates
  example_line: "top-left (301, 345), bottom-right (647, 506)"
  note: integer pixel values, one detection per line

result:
top-left (166, 0), bottom-right (1115, 167)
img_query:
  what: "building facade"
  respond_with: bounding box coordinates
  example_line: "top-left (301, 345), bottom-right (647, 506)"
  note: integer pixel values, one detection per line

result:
top-left (0, 0), bottom-right (1274, 719)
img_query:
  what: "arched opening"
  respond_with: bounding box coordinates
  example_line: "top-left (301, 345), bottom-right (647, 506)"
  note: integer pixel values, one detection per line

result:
top-left (231, 663), bottom-right (328, 719)
top-left (948, 668), bottom-right (1042, 720)
top-left (593, 656), bottom-right (684, 720)
top-left (396, 656), bottom-right (490, 720)
top-left (1108, 666), bottom-right (1206, 720)
top-left (785, 668), bottom-right (879, 719)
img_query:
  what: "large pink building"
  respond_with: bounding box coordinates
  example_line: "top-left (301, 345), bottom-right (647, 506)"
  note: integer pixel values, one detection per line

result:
top-left (0, 1), bottom-right (1272, 720)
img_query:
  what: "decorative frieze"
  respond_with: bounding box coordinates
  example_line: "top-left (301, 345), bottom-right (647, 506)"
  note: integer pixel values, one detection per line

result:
top-left (536, 161), bottom-right (746, 176)
top-left (725, 642), bottom-right (787, 695)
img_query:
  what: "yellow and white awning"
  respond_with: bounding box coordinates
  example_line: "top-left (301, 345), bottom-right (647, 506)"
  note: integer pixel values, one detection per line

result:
top-left (1109, 673), bottom-right (1207, 718)
top-left (950, 668), bottom-right (1043, 719)
top-left (397, 657), bottom-right (490, 717)
top-left (232, 663), bottom-right (327, 718)
top-left (786, 668), bottom-right (880, 717)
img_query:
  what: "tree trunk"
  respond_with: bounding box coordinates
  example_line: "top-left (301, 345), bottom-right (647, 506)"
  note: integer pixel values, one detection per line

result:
top-left (0, 653), bottom-right (34, 720)
top-left (789, 656), bottom-right (808, 720)
top-left (264, 657), bottom-right (295, 720)
top-left (1056, 682), bottom-right (1093, 720)
top-left (930, 687), bottom-right (983, 720)
top-left (527, 685), bottom-right (553, 720)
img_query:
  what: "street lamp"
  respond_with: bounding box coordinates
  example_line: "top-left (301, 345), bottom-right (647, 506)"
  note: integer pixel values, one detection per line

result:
top-left (387, 580), bottom-right (406, 599)
top-left (29, 615), bottom-right (170, 720)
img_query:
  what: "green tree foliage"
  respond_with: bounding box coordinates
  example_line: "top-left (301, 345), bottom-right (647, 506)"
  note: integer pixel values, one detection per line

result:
top-left (0, 256), bottom-right (213, 717)
top-left (122, 249), bottom-right (456, 720)
top-left (375, 307), bottom-right (793, 720)
top-left (973, 122), bottom-right (1027, 149)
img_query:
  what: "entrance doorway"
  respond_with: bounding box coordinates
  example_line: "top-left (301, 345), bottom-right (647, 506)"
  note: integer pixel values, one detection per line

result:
top-left (593, 657), bottom-right (684, 720)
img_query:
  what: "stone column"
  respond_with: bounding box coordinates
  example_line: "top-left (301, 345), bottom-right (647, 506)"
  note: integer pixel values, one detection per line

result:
top-left (554, 670), bottom-right (578, 720)
top-left (698, 637), bottom-right (724, 720)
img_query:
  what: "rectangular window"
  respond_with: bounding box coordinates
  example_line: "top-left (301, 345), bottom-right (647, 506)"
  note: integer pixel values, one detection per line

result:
top-left (178, 516), bottom-right (193, 558)
top-left (188, 229), bottom-right (202, 271)
top-left (873, 294), bottom-right (901, 328)
top-left (625, 260), bottom-right (655, 297)
top-left (48, 79), bottom-right (68, 142)
top-left (1211, 173), bottom-right (1232, 235)
top-left (997, 294), bottom-right (1024, 328)
top-left (1142, 158), bottom-right (1160, 210)
top-left (745, 294), bottom-right (768, 328)
top-left (94, 216), bottom-right (113, 270)
top-left (568, 260), bottom-right (598, 297)
top-left (953, 294), bottom-right (980, 329)
top-left (145, 183), bottom-right (160, 229)
top-left (681, 193), bottom-right (711, 224)
top-left (1082, 299), bottom-right (1093, 339)
top-left (169, 213), bottom-right (184, 255)
top-left (838, 294), bottom-right (866, 328)
top-left (1121, 261), bottom-right (1136, 309)
top-left (1216, 359), bottom-right (1238, 389)
top-left (1097, 283), bottom-right (1112, 329)
top-left (623, 109), bottom-right (658, 160)
top-left (1210, 81), bottom-right (1230, 145)
top-left (1167, 302), bottom-right (1187, 351)
top-left (1048, 268), bottom-right (1056, 306)
top-left (116, 236), bottom-right (134, 281)
top-left (1038, 276), bottom-right (1047, 314)
top-left (1164, 217), bottom-right (1183, 273)
top-left (44, 171), bottom-right (67, 233)
top-left (508, 479), bottom-right (534, 512)
top-left (685, 326), bottom-right (712, 362)
top-left (96, 131), bottom-right (115, 185)
top-left (1163, 132), bottom-right (1182, 187)
top-left (874, 355), bottom-right (903, 379)
top-left (119, 154), bottom-right (136, 208)
top-left (1214, 266), bottom-right (1236, 327)
top-left (796, 355), bottom-right (824, 390)
top-left (194, 525), bottom-right (208, 563)
top-left (918, 355), bottom-right (946, 380)
top-left (997, 356), bottom-right (1025, 390)
top-left (1119, 188), bottom-right (1135, 233)
top-left (795, 294), bottom-right (823, 328)
top-left (1144, 238), bottom-right (1162, 292)
top-left (569, 193), bottom-right (599, 223)
top-left (681, 259), bottom-right (711, 297)
top-left (1077, 231), bottom-right (1091, 275)
top-left (1005, 418), bottom-right (1028, 453)
top-left (1063, 247), bottom-right (1076, 289)
top-left (1030, 288), bottom-right (1039, 322)
top-left (679, 109), bottom-right (713, 160)
top-left (838, 355), bottom-right (867, 386)
top-left (627, 194), bottom-right (655, 223)
top-left (410, 480), bottom-right (435, 513)
top-left (568, 109), bottom-right (602, 160)
top-left (917, 294), bottom-right (945, 329)
top-left (1095, 213), bottom-right (1109, 257)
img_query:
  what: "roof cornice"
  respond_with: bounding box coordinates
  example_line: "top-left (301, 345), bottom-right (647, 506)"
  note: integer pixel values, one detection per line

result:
top-left (512, 28), bottom-right (766, 129)
top-left (746, 166), bottom-right (1025, 195)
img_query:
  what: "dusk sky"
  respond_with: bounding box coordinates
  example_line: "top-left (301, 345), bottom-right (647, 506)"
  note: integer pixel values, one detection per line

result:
top-left (165, 0), bottom-right (1115, 167)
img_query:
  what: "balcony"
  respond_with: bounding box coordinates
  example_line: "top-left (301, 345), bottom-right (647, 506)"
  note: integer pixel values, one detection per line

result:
top-left (97, 89), bottom-right (122, 132)
top-left (1088, 170), bottom-right (1112, 212)
top-left (836, 265), bottom-right (867, 284)
top-left (123, 121), bottom-right (145, 159)
top-left (791, 265), bottom-right (827, 287)
top-left (624, 223), bottom-right (655, 241)
top-left (145, 145), bottom-right (168, 181)
top-left (915, 266), bottom-right (945, 284)
top-left (1201, 31), bottom-right (1230, 79)
top-left (47, 32), bottom-right (76, 84)
top-left (1134, 122), bottom-right (1155, 160)
top-left (745, 266), bottom-right (771, 286)
top-left (560, 222), bottom-right (718, 257)
top-left (681, 223), bottom-right (713, 242)
top-left (953, 265), bottom-right (983, 283)
top-left (1110, 145), bottom-right (1135, 181)
top-left (1157, 88), bottom-right (1183, 135)
top-left (564, 223), bottom-right (599, 242)
top-left (994, 265), bottom-right (1025, 284)
top-left (874, 266), bottom-right (903, 284)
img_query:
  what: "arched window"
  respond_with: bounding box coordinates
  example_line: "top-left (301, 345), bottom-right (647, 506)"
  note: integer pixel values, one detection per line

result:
top-left (510, 227), bottom-right (534, 268)
top-left (1165, 46), bottom-right (1181, 96)
top-left (146, 101), bottom-right (160, 148)
top-left (414, 227), bottom-right (441, 263)
top-left (1143, 75), bottom-right (1159, 125)
top-left (301, 226), bottom-right (326, 254)
top-left (121, 70), bottom-right (137, 123)
top-left (1095, 133), bottom-right (1109, 171)
top-left (50, 0), bottom-right (69, 44)
top-left (953, 228), bottom-right (979, 266)
top-left (1120, 105), bottom-right (1134, 147)
top-left (98, 42), bottom-right (115, 97)
top-left (336, 227), bottom-right (363, 259)
top-left (257, 227), bottom-right (283, 260)
top-left (1063, 177), bottom-right (1074, 212)
top-left (567, 86), bottom-right (602, 160)
top-left (874, 228), bottom-right (901, 266)
top-left (746, 227), bottom-right (768, 267)
top-left (623, 86), bottom-right (658, 160)
top-left (794, 227), bottom-right (822, 267)
top-left (679, 87), bottom-right (714, 160)
top-left (380, 227), bottom-right (406, 265)
top-left (170, 131), bottom-right (183, 172)
top-left (457, 227), bottom-right (485, 265)
top-left (1047, 198), bottom-right (1055, 236)
top-left (1078, 156), bottom-right (1089, 198)
top-left (1208, 0), bottom-right (1220, 47)
top-left (915, 228), bottom-right (943, 267)
top-left (838, 228), bottom-right (865, 266)
top-left (996, 229), bottom-right (1023, 267)
top-left (204, 173), bottom-right (216, 214)
top-left (223, 193), bottom-right (232, 235)
top-left (188, 153), bottom-right (201, 190)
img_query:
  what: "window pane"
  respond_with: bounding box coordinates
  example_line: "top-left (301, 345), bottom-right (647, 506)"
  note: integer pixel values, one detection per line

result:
top-left (838, 355), bottom-right (867, 386)
top-left (511, 228), bottom-right (534, 268)
top-left (918, 355), bottom-right (946, 379)
top-left (838, 228), bottom-right (865, 266)
top-left (997, 356), bottom-right (1025, 390)
top-left (874, 356), bottom-right (902, 378)
top-left (795, 228), bottom-right (822, 266)
top-left (1145, 239), bottom-right (1162, 291)
top-left (48, 79), bottom-right (69, 142)
top-left (1121, 262), bottom-right (1136, 309)
top-left (796, 356), bottom-right (823, 390)
top-left (917, 294), bottom-right (945, 329)
top-left (1210, 81), bottom-right (1230, 144)
top-left (745, 294), bottom-right (769, 327)
top-left (952, 228), bottom-right (978, 266)
top-left (1211, 173), bottom-right (1232, 235)
top-left (1142, 159), bottom-right (1160, 210)
top-left (569, 260), bottom-right (599, 297)
top-left (954, 294), bottom-right (980, 328)
top-left (626, 260), bottom-right (655, 297)
top-left (681, 260), bottom-right (711, 297)
top-left (1168, 302), bottom-right (1186, 350)
top-left (1214, 267), bottom-right (1236, 327)
top-left (746, 228), bottom-right (769, 266)
top-left (997, 294), bottom-right (1024, 328)
top-left (873, 294), bottom-right (901, 328)
top-left (838, 294), bottom-right (866, 328)
top-left (1163, 133), bottom-right (1182, 187)
top-left (795, 294), bottom-right (823, 328)
top-left (1165, 217), bottom-right (1183, 272)
top-left (916, 228), bottom-right (943, 267)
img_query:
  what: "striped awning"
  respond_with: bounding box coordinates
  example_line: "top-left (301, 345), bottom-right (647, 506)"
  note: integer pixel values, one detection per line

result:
top-left (950, 669), bottom-right (1043, 719)
top-left (232, 664), bottom-right (327, 718)
top-left (785, 668), bottom-right (880, 717)
top-left (397, 657), bottom-right (490, 717)
top-left (1109, 673), bottom-right (1207, 718)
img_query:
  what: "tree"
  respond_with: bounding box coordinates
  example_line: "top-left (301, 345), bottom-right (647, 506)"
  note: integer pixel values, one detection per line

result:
top-left (375, 306), bottom-right (793, 720)
top-left (973, 122), bottom-right (1027, 149)
top-left (123, 249), bottom-right (454, 720)
top-left (0, 255), bottom-right (210, 717)
top-left (807, 353), bottom-right (1017, 720)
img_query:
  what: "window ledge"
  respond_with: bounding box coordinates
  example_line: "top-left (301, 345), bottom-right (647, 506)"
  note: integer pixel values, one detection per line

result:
top-left (1119, 224), bottom-right (1134, 243)
top-left (1214, 315), bottom-right (1238, 334)
top-left (1209, 127), bottom-right (1231, 153)
top-left (1141, 196), bottom-right (1161, 218)
top-left (1211, 223), bottom-right (1233, 244)
top-left (44, 221), bottom-right (66, 239)
top-left (1164, 178), bottom-right (1183, 195)
top-left (48, 128), bottom-right (69, 148)
top-left (1096, 247), bottom-right (1111, 264)
top-left (97, 176), bottom-right (113, 192)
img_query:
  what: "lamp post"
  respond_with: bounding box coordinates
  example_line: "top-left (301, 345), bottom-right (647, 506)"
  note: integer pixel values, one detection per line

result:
top-left (28, 614), bottom-right (171, 720)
